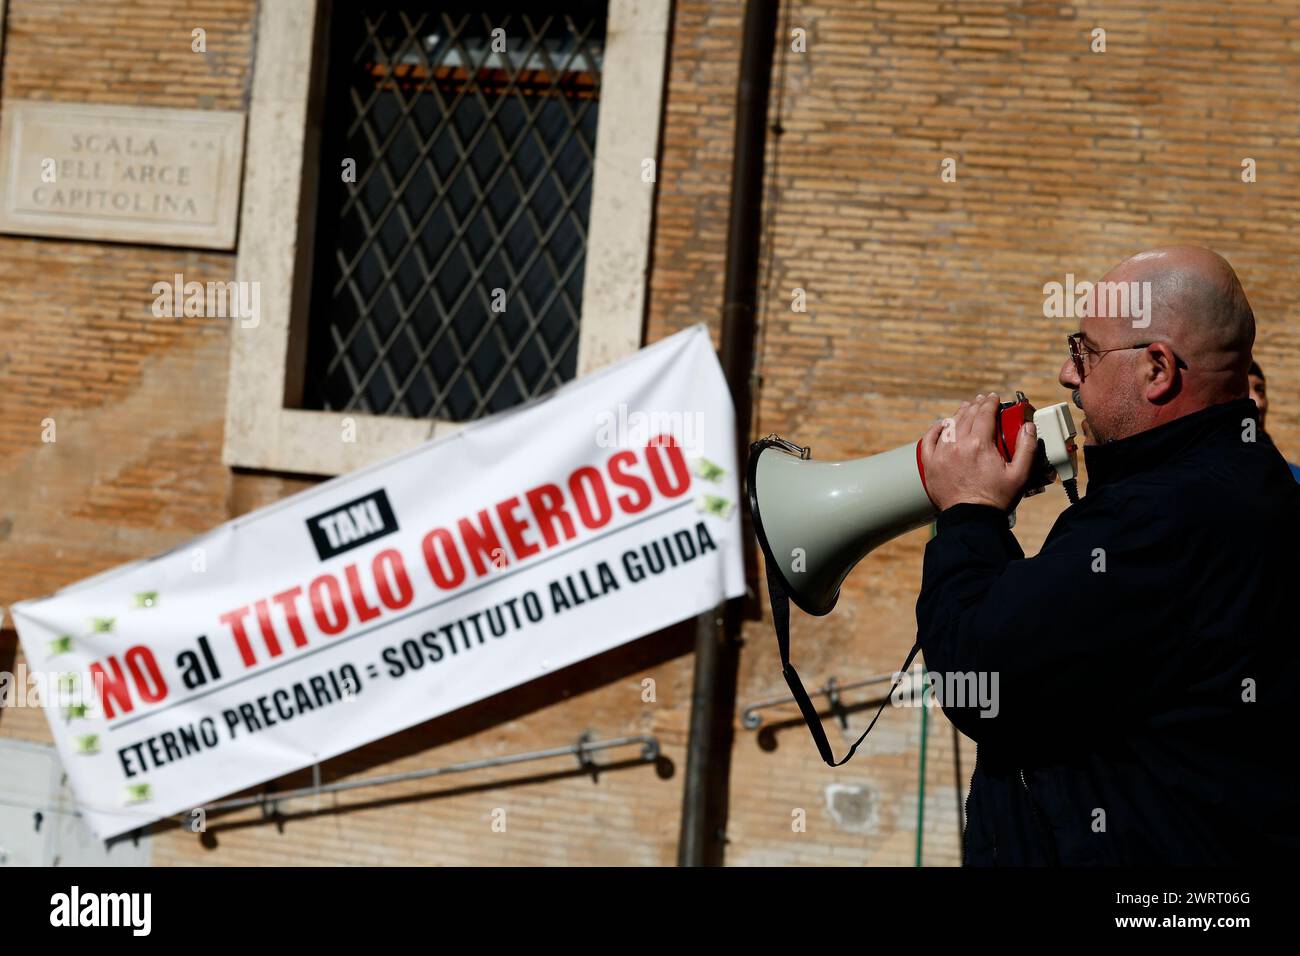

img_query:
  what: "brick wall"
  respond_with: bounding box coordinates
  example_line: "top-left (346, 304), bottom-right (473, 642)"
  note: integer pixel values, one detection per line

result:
top-left (644, 0), bottom-right (1300, 867)
top-left (3, 0), bottom-right (1297, 867)
top-left (0, 0), bottom-right (255, 752)
top-left (0, 0), bottom-right (718, 868)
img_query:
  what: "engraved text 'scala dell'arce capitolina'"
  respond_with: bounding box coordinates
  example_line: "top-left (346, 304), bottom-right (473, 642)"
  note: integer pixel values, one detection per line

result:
top-left (0, 101), bottom-right (245, 250)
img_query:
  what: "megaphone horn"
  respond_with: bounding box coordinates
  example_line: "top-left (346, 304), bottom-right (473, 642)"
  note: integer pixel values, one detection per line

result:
top-left (747, 393), bottom-right (1078, 617)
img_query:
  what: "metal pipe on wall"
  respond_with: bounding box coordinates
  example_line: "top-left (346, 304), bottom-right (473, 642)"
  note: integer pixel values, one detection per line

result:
top-left (677, 0), bottom-right (779, 867)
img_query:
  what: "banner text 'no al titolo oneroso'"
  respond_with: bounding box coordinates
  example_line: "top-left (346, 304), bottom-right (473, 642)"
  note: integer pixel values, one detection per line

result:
top-left (11, 324), bottom-right (744, 839)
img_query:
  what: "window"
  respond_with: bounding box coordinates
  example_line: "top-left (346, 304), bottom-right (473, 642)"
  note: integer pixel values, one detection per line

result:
top-left (224, 0), bottom-right (670, 475)
top-left (306, 3), bottom-right (606, 421)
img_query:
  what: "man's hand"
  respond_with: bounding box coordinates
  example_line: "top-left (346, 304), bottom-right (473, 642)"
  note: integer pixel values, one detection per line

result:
top-left (919, 393), bottom-right (1038, 512)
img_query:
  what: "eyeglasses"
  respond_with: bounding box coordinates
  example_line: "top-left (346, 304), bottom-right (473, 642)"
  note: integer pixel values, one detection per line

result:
top-left (1067, 333), bottom-right (1189, 382)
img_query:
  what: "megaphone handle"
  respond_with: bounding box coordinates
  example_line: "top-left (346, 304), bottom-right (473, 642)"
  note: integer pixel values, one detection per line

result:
top-left (766, 560), bottom-right (922, 767)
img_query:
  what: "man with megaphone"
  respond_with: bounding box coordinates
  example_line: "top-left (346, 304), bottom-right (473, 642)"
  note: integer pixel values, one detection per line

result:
top-left (751, 245), bottom-right (1300, 866)
top-left (916, 245), bottom-right (1300, 866)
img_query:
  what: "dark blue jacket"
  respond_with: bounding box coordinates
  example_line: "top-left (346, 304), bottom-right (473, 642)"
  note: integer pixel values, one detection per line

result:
top-left (917, 398), bottom-right (1300, 865)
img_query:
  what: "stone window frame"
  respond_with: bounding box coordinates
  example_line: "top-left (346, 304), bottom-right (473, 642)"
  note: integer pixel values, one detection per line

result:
top-left (223, 0), bottom-right (671, 476)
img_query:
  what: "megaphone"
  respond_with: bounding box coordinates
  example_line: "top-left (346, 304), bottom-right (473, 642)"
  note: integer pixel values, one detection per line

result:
top-left (748, 392), bottom-right (1078, 617)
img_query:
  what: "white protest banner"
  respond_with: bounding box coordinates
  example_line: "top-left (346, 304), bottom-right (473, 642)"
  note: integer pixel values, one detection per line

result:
top-left (10, 324), bottom-right (744, 839)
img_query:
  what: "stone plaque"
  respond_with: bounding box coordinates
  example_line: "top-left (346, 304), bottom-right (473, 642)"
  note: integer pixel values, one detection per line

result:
top-left (0, 101), bottom-right (245, 249)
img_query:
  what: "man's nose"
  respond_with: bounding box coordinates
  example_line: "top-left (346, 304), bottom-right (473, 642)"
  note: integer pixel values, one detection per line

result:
top-left (1059, 356), bottom-right (1080, 390)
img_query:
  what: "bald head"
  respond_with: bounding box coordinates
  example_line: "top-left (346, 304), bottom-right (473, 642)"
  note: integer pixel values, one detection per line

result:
top-left (1063, 245), bottom-right (1256, 442)
top-left (1101, 245), bottom-right (1255, 387)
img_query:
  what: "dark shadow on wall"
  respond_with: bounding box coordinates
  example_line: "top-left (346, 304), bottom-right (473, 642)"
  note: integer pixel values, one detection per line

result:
top-left (119, 615), bottom-right (695, 850)
top-left (194, 753), bottom-right (674, 849)
top-left (749, 687), bottom-right (900, 754)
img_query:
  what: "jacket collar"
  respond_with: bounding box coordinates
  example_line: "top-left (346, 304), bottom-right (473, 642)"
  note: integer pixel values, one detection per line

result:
top-left (1082, 398), bottom-right (1259, 489)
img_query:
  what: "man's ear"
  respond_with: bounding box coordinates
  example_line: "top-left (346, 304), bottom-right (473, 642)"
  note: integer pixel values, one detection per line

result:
top-left (1144, 342), bottom-right (1181, 404)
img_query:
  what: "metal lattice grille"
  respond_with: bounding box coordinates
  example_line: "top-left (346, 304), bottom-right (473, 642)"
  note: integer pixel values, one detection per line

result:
top-left (304, 2), bottom-right (607, 420)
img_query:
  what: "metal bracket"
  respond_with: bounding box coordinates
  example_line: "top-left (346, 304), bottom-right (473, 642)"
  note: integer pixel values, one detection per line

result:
top-left (259, 790), bottom-right (282, 825)
top-left (825, 677), bottom-right (849, 730)
top-left (575, 731), bottom-right (600, 780)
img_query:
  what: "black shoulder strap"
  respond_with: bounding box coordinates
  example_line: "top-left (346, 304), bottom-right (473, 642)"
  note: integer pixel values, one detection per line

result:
top-left (765, 559), bottom-right (921, 767)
